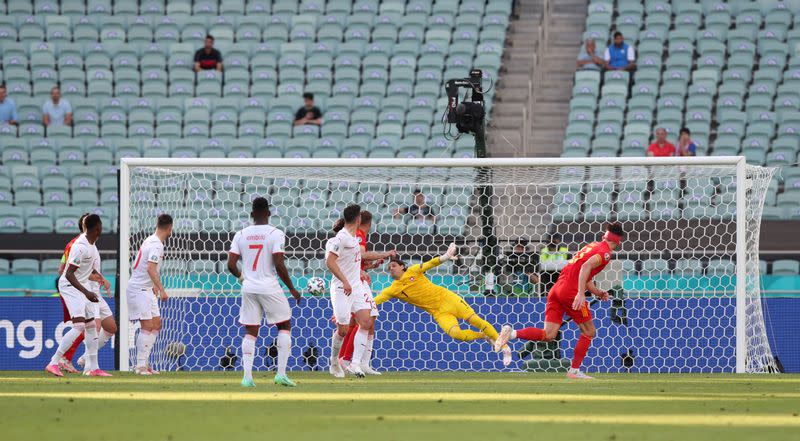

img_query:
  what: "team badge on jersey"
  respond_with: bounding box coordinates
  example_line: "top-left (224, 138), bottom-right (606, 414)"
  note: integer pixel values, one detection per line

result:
top-left (604, 252), bottom-right (611, 261)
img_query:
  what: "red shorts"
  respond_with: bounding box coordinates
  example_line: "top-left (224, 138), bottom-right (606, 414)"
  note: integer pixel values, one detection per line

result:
top-left (59, 294), bottom-right (70, 323)
top-left (544, 283), bottom-right (592, 325)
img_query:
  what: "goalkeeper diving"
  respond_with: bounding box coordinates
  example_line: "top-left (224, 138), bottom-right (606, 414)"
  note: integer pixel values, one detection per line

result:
top-left (375, 244), bottom-right (512, 366)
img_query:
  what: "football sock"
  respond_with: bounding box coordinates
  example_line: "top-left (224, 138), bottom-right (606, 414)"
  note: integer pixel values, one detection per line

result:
top-left (466, 314), bottom-right (499, 340)
top-left (97, 329), bottom-right (114, 351)
top-left (515, 327), bottom-right (546, 341)
top-left (351, 328), bottom-right (369, 367)
top-left (361, 333), bottom-right (374, 367)
top-left (242, 334), bottom-right (256, 381)
top-left (447, 327), bottom-right (485, 341)
top-left (330, 330), bottom-right (344, 361)
top-left (276, 330), bottom-right (291, 377)
top-left (83, 323), bottom-right (99, 371)
top-left (571, 334), bottom-right (593, 369)
top-left (50, 322), bottom-right (85, 365)
top-left (63, 332), bottom-right (84, 362)
top-left (136, 330), bottom-right (156, 368)
top-left (340, 325), bottom-right (357, 361)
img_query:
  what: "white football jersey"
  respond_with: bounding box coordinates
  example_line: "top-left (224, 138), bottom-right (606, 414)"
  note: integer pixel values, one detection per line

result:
top-left (128, 234), bottom-right (165, 290)
top-left (324, 228), bottom-right (362, 287)
top-left (59, 234), bottom-right (100, 288)
top-left (229, 224), bottom-right (286, 293)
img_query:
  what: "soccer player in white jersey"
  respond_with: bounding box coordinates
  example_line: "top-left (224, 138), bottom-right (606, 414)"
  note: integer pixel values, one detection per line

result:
top-left (45, 214), bottom-right (112, 377)
top-left (127, 214), bottom-right (173, 375)
top-left (76, 247), bottom-right (117, 371)
top-left (326, 204), bottom-right (379, 378)
top-left (227, 197), bottom-right (301, 388)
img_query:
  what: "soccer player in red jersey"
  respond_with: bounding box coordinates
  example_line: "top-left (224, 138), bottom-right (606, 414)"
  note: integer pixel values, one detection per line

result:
top-left (55, 213), bottom-right (89, 373)
top-left (336, 211), bottom-right (395, 376)
top-left (494, 222), bottom-right (625, 379)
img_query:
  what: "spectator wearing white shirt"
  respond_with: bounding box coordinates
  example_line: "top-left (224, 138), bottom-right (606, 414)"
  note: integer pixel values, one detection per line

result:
top-left (577, 39), bottom-right (605, 71)
top-left (604, 32), bottom-right (636, 71)
top-left (42, 87), bottom-right (73, 127)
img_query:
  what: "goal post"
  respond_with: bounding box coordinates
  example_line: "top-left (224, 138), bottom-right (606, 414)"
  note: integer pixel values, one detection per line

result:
top-left (118, 157), bottom-right (777, 373)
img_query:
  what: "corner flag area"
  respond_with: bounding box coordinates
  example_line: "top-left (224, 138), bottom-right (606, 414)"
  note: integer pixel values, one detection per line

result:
top-left (2, 372), bottom-right (797, 441)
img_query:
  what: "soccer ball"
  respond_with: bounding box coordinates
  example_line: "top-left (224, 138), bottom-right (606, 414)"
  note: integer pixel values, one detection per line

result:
top-left (306, 277), bottom-right (326, 296)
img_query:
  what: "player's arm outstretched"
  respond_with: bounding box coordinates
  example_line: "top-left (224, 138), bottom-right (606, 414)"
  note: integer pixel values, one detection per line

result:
top-left (573, 254), bottom-right (607, 310)
top-left (418, 243), bottom-right (458, 273)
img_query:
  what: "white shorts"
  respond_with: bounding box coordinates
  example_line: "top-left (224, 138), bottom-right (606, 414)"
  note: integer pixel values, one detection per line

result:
top-left (330, 280), bottom-right (378, 325)
top-left (93, 295), bottom-right (113, 320)
top-left (127, 286), bottom-right (160, 321)
top-left (59, 284), bottom-right (95, 320)
top-left (239, 291), bottom-right (291, 326)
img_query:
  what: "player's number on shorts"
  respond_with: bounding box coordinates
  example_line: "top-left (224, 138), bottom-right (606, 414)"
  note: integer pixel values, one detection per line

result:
top-left (248, 244), bottom-right (263, 270)
top-left (132, 249), bottom-right (143, 270)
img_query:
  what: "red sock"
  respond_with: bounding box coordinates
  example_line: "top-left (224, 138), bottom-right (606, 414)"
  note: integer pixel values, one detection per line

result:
top-left (571, 335), bottom-right (593, 369)
top-left (515, 327), bottom-right (546, 341)
top-left (64, 332), bottom-right (85, 362)
top-left (340, 325), bottom-right (358, 361)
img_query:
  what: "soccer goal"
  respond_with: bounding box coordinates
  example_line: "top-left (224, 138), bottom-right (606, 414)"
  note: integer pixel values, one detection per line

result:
top-left (119, 157), bottom-right (777, 374)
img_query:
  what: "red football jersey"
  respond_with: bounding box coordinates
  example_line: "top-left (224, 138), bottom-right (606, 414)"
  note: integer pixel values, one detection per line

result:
top-left (356, 229), bottom-right (368, 269)
top-left (555, 241), bottom-right (613, 294)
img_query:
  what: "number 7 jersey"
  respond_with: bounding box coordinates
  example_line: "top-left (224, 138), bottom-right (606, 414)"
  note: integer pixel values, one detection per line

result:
top-left (229, 224), bottom-right (286, 294)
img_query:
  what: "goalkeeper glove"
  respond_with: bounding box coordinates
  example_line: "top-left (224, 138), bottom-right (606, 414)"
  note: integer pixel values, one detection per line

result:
top-left (440, 243), bottom-right (458, 262)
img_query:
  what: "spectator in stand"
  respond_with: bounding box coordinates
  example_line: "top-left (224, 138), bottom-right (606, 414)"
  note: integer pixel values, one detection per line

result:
top-left (42, 87), bottom-right (73, 127)
top-left (677, 127), bottom-right (697, 156)
top-left (194, 35), bottom-right (223, 72)
top-left (0, 84), bottom-right (18, 126)
top-left (577, 38), bottom-right (605, 71)
top-left (293, 93), bottom-right (323, 126)
top-left (500, 239), bottom-right (540, 295)
top-left (604, 31), bottom-right (636, 71)
top-left (647, 127), bottom-right (676, 157)
top-left (393, 189), bottom-right (435, 222)
top-left (537, 233), bottom-right (569, 293)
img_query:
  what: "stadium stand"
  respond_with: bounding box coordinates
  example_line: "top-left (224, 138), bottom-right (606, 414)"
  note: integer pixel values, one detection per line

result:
top-left (0, 0), bottom-right (513, 250)
top-left (561, 0), bottom-right (800, 222)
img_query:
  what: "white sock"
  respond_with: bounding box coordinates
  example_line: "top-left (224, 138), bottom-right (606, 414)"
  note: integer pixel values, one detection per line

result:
top-left (361, 334), bottom-right (374, 367)
top-left (276, 330), bottom-right (291, 377)
top-left (330, 331), bottom-right (344, 361)
top-left (83, 323), bottom-right (99, 371)
top-left (97, 329), bottom-right (114, 351)
top-left (351, 328), bottom-right (369, 367)
top-left (50, 322), bottom-right (84, 365)
top-left (142, 330), bottom-right (158, 366)
top-left (135, 330), bottom-right (155, 368)
top-left (242, 334), bottom-right (256, 381)
top-left (511, 330), bottom-right (518, 339)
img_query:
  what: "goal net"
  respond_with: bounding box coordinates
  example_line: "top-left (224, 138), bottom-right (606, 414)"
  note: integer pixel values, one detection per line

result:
top-left (119, 157), bottom-right (777, 374)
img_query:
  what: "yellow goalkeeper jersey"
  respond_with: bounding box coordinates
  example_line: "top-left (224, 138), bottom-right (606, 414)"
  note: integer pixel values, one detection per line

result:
top-left (374, 257), bottom-right (453, 314)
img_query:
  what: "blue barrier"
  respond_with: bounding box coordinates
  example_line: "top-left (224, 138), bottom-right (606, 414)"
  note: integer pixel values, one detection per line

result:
top-left (0, 297), bottom-right (116, 370)
top-left (2, 295), bottom-right (796, 373)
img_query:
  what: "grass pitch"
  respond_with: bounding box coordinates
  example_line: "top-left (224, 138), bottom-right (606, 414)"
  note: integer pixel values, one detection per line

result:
top-left (1, 371), bottom-right (798, 441)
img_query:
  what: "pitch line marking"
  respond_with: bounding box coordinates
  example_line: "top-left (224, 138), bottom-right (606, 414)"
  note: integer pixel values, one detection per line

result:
top-left (344, 414), bottom-right (800, 428)
top-left (0, 391), bottom-right (796, 402)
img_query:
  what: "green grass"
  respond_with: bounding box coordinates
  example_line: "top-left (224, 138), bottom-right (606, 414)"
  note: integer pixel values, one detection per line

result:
top-left (1, 371), bottom-right (799, 441)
